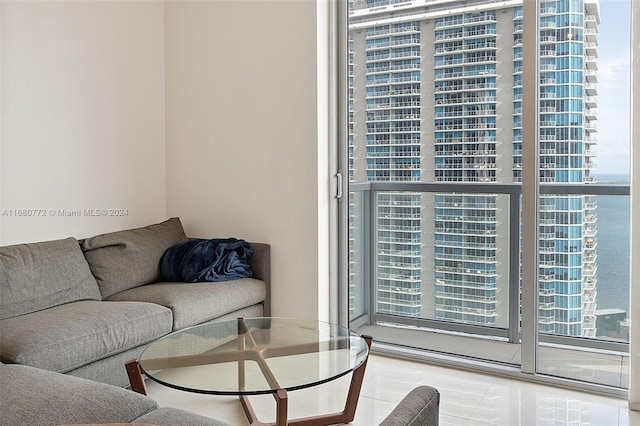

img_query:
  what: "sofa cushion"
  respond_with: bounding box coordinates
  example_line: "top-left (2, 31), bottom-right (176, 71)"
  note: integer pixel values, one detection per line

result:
top-left (0, 237), bottom-right (102, 320)
top-left (80, 218), bottom-right (188, 298)
top-left (134, 407), bottom-right (230, 426)
top-left (106, 279), bottom-right (266, 330)
top-left (0, 300), bottom-right (172, 373)
top-left (1, 363), bottom-right (159, 426)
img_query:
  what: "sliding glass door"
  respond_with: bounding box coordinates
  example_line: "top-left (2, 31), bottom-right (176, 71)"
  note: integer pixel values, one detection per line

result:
top-left (529, 0), bottom-right (631, 389)
top-left (341, 0), bottom-right (631, 393)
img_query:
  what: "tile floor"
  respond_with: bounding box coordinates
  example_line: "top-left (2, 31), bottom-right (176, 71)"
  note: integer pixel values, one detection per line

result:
top-left (146, 354), bottom-right (640, 425)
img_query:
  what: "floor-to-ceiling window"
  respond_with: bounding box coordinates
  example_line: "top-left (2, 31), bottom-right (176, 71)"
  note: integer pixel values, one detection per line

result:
top-left (342, 0), bottom-right (632, 395)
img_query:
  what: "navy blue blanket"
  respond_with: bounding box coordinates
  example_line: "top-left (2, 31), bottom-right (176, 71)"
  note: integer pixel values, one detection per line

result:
top-left (160, 238), bottom-right (253, 282)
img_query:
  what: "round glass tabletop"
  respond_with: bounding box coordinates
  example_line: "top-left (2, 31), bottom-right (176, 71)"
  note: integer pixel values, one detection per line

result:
top-left (138, 317), bottom-right (370, 395)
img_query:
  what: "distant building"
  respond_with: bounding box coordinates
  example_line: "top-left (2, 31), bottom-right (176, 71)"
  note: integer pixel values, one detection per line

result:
top-left (348, 0), bottom-right (600, 337)
top-left (596, 309), bottom-right (627, 339)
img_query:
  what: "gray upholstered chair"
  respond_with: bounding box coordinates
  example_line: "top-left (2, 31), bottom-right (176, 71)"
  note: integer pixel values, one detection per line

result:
top-left (379, 385), bottom-right (440, 426)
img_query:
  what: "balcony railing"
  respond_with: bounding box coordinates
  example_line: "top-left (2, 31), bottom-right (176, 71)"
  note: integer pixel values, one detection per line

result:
top-left (349, 181), bottom-right (630, 354)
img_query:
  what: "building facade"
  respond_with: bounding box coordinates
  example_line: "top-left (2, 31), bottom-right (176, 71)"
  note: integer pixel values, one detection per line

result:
top-left (348, 0), bottom-right (599, 337)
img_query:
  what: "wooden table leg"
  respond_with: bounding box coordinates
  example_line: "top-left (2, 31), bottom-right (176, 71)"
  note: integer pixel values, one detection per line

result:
top-left (240, 395), bottom-right (261, 425)
top-left (341, 335), bottom-right (373, 422)
top-left (285, 335), bottom-right (373, 426)
top-left (275, 389), bottom-right (289, 426)
top-left (240, 389), bottom-right (289, 426)
top-left (125, 359), bottom-right (148, 395)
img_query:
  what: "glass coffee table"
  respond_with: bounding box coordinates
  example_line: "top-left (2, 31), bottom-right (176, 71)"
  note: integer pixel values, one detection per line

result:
top-left (126, 317), bottom-right (372, 426)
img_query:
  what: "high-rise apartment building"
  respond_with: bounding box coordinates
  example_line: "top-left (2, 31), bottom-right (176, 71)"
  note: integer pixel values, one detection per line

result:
top-left (348, 0), bottom-right (599, 337)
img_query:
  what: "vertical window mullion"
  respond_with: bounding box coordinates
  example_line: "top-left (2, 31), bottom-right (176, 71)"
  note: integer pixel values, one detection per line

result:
top-left (520, 0), bottom-right (540, 375)
top-left (336, 0), bottom-right (350, 328)
top-left (628, 0), bottom-right (640, 409)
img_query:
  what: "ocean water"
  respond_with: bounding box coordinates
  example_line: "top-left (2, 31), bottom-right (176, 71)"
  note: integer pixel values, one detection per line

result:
top-left (592, 174), bottom-right (630, 313)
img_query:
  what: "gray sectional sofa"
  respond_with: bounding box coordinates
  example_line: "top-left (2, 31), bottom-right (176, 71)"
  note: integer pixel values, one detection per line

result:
top-left (0, 217), bottom-right (270, 388)
top-left (0, 217), bottom-right (440, 425)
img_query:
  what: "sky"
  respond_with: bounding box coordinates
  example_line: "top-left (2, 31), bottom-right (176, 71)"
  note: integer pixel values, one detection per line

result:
top-left (592, 0), bottom-right (632, 175)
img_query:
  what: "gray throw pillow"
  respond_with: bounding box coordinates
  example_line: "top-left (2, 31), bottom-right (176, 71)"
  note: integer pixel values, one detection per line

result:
top-left (80, 217), bottom-right (188, 298)
top-left (0, 237), bottom-right (101, 319)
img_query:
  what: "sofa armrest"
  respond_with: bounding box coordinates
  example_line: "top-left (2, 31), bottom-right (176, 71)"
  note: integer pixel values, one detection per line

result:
top-left (249, 242), bottom-right (271, 316)
top-left (379, 385), bottom-right (440, 426)
top-left (185, 239), bottom-right (271, 317)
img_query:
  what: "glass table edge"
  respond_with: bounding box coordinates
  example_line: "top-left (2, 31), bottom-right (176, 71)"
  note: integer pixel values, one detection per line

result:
top-left (138, 317), bottom-right (370, 395)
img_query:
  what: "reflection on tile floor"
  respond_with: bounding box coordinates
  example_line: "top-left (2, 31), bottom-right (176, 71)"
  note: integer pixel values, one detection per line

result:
top-left (146, 354), bottom-right (639, 425)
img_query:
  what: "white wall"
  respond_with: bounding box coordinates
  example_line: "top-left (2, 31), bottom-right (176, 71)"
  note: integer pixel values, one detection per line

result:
top-left (0, 1), bottom-right (166, 244)
top-left (0, 0), bottom-right (328, 320)
top-left (164, 0), bottom-right (324, 319)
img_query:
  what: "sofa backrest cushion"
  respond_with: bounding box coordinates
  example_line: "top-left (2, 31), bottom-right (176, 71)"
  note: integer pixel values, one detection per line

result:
top-left (80, 217), bottom-right (188, 298)
top-left (0, 237), bottom-right (102, 320)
